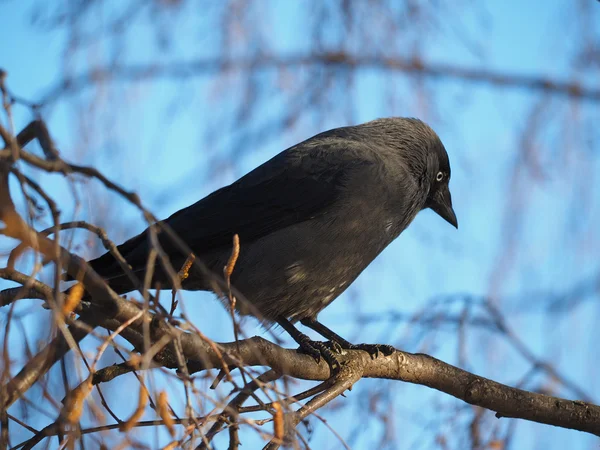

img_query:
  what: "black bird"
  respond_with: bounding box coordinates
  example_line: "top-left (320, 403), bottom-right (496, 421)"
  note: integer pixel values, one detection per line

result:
top-left (81, 117), bottom-right (457, 370)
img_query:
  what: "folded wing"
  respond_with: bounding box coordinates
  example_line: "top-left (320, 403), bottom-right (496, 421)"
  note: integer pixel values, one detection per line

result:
top-left (87, 139), bottom-right (370, 282)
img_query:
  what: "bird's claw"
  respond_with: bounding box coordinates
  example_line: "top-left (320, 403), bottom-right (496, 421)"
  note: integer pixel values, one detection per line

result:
top-left (347, 343), bottom-right (395, 359)
top-left (296, 338), bottom-right (342, 376)
top-left (326, 340), bottom-right (344, 354)
top-left (297, 339), bottom-right (322, 363)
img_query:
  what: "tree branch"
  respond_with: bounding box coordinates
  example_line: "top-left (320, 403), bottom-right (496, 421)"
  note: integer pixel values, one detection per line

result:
top-left (177, 336), bottom-right (600, 437)
top-left (38, 53), bottom-right (600, 105)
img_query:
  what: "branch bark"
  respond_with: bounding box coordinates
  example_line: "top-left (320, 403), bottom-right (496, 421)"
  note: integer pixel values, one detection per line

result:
top-left (173, 334), bottom-right (600, 437)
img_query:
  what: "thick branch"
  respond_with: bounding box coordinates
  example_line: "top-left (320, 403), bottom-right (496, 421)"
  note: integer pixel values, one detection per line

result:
top-left (173, 334), bottom-right (600, 437)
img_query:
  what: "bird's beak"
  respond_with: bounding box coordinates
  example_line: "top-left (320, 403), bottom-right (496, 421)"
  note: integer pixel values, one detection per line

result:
top-left (429, 185), bottom-right (458, 229)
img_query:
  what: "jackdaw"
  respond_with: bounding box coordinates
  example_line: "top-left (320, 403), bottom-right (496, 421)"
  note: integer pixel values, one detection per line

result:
top-left (79, 117), bottom-right (457, 370)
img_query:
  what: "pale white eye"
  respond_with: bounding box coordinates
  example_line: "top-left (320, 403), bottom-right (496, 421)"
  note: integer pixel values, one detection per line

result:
top-left (436, 171), bottom-right (444, 182)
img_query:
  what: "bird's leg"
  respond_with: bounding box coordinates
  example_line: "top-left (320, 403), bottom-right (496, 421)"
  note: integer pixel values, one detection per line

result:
top-left (300, 318), bottom-right (395, 359)
top-left (276, 317), bottom-right (341, 376)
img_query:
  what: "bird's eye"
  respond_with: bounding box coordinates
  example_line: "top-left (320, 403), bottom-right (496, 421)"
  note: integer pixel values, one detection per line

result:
top-left (436, 171), bottom-right (444, 182)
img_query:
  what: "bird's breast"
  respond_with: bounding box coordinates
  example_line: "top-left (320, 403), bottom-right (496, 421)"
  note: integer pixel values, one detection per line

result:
top-left (226, 199), bottom-right (407, 322)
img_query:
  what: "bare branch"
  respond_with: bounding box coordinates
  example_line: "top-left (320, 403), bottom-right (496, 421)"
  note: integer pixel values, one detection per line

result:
top-left (39, 53), bottom-right (600, 105)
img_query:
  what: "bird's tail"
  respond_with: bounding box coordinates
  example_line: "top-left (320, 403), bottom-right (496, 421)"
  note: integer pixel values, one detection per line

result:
top-left (62, 249), bottom-right (141, 298)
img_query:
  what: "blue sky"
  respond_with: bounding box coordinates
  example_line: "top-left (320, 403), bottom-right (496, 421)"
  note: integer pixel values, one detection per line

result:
top-left (1, 1), bottom-right (599, 448)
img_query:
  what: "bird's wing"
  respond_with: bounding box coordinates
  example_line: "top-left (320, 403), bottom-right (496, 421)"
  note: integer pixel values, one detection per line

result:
top-left (89, 139), bottom-right (372, 277)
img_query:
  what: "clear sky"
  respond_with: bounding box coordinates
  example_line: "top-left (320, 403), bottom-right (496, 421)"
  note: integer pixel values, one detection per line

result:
top-left (1, 0), bottom-right (599, 448)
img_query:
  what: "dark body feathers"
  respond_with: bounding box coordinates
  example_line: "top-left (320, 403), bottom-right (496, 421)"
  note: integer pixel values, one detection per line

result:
top-left (86, 118), bottom-right (456, 323)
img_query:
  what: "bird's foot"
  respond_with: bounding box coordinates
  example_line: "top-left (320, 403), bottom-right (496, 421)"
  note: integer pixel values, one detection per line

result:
top-left (296, 335), bottom-right (342, 376)
top-left (325, 340), bottom-right (344, 354)
top-left (298, 318), bottom-right (395, 359)
top-left (331, 341), bottom-right (396, 359)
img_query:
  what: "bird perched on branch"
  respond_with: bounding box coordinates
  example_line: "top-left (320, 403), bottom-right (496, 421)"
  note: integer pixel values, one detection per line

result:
top-left (76, 117), bottom-right (457, 373)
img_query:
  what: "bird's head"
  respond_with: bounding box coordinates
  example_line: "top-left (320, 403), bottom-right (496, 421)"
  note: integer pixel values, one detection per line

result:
top-left (368, 117), bottom-right (458, 228)
top-left (422, 132), bottom-right (458, 229)
top-left (356, 117), bottom-right (458, 228)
